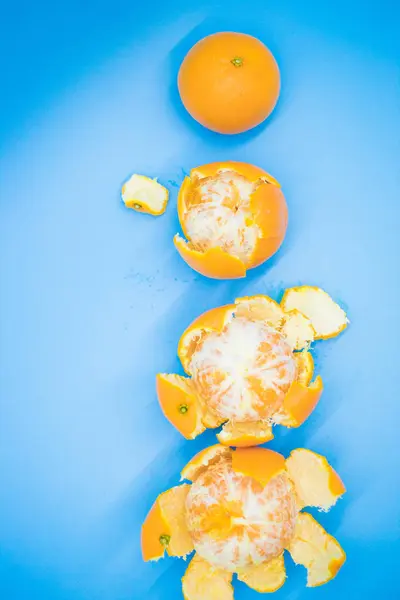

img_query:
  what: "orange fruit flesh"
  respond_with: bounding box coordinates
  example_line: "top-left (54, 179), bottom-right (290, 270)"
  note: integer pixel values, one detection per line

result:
top-left (286, 448), bottom-right (346, 510)
top-left (287, 513), bottom-right (346, 587)
top-left (181, 170), bottom-right (261, 265)
top-left (185, 459), bottom-right (297, 571)
top-left (176, 163), bottom-right (287, 275)
top-left (189, 316), bottom-right (297, 422)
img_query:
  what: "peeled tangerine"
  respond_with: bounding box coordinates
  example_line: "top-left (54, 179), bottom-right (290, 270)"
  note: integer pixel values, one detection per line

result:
top-left (174, 162), bottom-right (288, 279)
top-left (141, 445), bottom-right (346, 598)
top-left (156, 286), bottom-right (348, 444)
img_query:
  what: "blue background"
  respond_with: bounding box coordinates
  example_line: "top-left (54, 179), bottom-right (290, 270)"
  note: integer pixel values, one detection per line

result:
top-left (1, 1), bottom-right (399, 599)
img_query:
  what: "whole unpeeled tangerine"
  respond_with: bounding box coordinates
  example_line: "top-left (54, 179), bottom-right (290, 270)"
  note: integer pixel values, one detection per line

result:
top-left (178, 32), bottom-right (280, 134)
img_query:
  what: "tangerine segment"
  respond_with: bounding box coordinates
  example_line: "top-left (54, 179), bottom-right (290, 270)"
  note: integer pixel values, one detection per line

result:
top-left (234, 294), bottom-right (285, 328)
top-left (182, 553), bottom-right (234, 600)
top-left (121, 174), bottom-right (169, 216)
top-left (181, 445), bottom-right (232, 482)
top-left (190, 317), bottom-right (297, 422)
top-left (156, 374), bottom-right (205, 440)
top-left (217, 420), bottom-right (274, 447)
top-left (287, 513), bottom-right (346, 587)
top-left (275, 376), bottom-right (324, 428)
top-left (286, 449), bottom-right (346, 511)
top-left (237, 554), bottom-right (286, 592)
top-left (186, 460), bottom-right (296, 571)
top-left (177, 304), bottom-right (236, 374)
top-left (281, 287), bottom-right (348, 340)
top-left (232, 448), bottom-right (286, 487)
top-left (293, 351), bottom-right (314, 386)
top-left (174, 235), bottom-right (247, 280)
top-left (141, 484), bottom-right (193, 561)
top-left (281, 310), bottom-right (315, 351)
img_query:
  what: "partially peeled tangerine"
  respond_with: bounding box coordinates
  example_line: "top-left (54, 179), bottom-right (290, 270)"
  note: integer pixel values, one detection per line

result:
top-left (156, 286), bottom-right (348, 444)
top-left (141, 445), bottom-right (346, 597)
top-left (174, 161), bottom-right (288, 279)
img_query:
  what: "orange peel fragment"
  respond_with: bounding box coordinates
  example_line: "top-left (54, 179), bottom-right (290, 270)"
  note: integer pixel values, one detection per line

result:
top-left (232, 447), bottom-right (286, 487)
top-left (234, 294), bottom-right (285, 328)
top-left (237, 554), bottom-right (286, 592)
top-left (293, 351), bottom-right (314, 386)
top-left (181, 444), bottom-right (231, 482)
top-left (281, 309), bottom-right (315, 350)
top-left (121, 174), bottom-right (168, 216)
top-left (174, 235), bottom-right (247, 280)
top-left (177, 304), bottom-right (235, 373)
top-left (156, 374), bottom-right (205, 439)
top-left (182, 553), bottom-right (234, 600)
top-left (141, 484), bottom-right (193, 561)
top-left (217, 420), bottom-right (274, 447)
top-left (281, 286), bottom-right (348, 340)
top-left (287, 513), bottom-right (346, 587)
top-left (286, 448), bottom-right (346, 510)
top-left (276, 376), bottom-right (323, 428)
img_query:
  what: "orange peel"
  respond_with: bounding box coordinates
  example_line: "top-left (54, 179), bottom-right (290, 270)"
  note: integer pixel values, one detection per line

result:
top-left (181, 444), bottom-right (231, 482)
top-left (121, 174), bottom-right (168, 216)
top-left (231, 447), bottom-right (286, 487)
top-left (234, 294), bottom-right (284, 327)
top-left (156, 374), bottom-right (205, 439)
top-left (281, 286), bottom-right (348, 340)
top-left (217, 420), bottom-right (274, 447)
top-left (281, 309), bottom-right (315, 350)
top-left (141, 484), bottom-right (193, 561)
top-left (237, 554), bottom-right (286, 592)
top-left (177, 304), bottom-right (236, 373)
top-left (275, 376), bottom-right (324, 428)
top-left (175, 162), bottom-right (288, 279)
top-left (182, 553), bottom-right (234, 600)
top-left (287, 513), bottom-right (346, 587)
top-left (293, 351), bottom-right (314, 386)
top-left (286, 449), bottom-right (346, 510)
top-left (174, 235), bottom-right (247, 280)
top-left (143, 444), bottom-right (346, 594)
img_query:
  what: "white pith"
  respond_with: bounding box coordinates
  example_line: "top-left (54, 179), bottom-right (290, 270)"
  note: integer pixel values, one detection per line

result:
top-left (185, 462), bottom-right (297, 571)
top-left (183, 171), bottom-right (260, 263)
top-left (122, 174), bottom-right (167, 212)
top-left (189, 317), bottom-right (297, 422)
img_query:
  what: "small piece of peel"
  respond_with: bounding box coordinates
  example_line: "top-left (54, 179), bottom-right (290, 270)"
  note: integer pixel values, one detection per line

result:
top-left (281, 286), bottom-right (348, 340)
top-left (122, 174), bottom-right (168, 215)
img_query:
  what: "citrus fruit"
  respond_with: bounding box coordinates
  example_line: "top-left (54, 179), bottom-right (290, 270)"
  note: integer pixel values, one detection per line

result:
top-left (142, 444), bottom-right (346, 596)
top-left (178, 32), bottom-right (280, 134)
top-left (156, 288), bottom-right (348, 443)
top-left (175, 161), bottom-right (288, 279)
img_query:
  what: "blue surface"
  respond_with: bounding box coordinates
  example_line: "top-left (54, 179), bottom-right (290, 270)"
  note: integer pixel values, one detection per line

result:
top-left (1, 1), bottom-right (399, 599)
